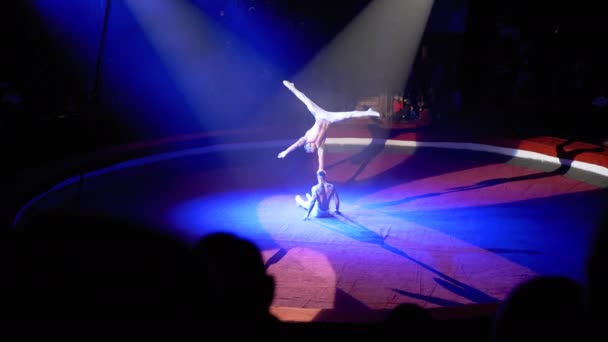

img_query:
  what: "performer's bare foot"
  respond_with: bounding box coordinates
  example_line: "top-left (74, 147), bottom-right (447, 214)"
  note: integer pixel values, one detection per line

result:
top-left (367, 108), bottom-right (380, 117)
top-left (283, 80), bottom-right (295, 90)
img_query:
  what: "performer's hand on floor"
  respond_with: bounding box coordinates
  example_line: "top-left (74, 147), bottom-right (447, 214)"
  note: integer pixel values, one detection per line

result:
top-left (333, 210), bottom-right (342, 216)
top-left (303, 215), bottom-right (310, 221)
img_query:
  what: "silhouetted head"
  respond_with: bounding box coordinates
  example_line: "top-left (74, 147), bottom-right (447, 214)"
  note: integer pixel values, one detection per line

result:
top-left (6, 210), bottom-right (199, 336)
top-left (192, 232), bottom-right (276, 325)
top-left (384, 303), bottom-right (434, 336)
top-left (317, 170), bottom-right (326, 181)
top-left (492, 275), bottom-right (585, 341)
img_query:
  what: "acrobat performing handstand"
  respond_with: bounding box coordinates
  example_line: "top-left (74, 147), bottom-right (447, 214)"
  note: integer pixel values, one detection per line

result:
top-left (277, 80), bottom-right (380, 171)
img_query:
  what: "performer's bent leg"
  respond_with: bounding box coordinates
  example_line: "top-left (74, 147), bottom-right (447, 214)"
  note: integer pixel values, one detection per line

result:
top-left (283, 80), bottom-right (323, 116)
top-left (296, 195), bottom-right (310, 210)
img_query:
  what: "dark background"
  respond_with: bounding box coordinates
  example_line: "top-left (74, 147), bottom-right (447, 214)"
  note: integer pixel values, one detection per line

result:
top-left (2, 0), bottom-right (607, 227)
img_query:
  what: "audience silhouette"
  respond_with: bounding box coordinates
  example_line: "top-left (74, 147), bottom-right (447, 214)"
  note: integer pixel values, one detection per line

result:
top-left (383, 303), bottom-right (435, 338)
top-left (2, 210), bottom-right (202, 336)
top-left (191, 232), bottom-right (282, 336)
top-left (3, 208), bottom-right (606, 339)
top-left (491, 275), bottom-right (586, 341)
top-left (586, 208), bottom-right (608, 340)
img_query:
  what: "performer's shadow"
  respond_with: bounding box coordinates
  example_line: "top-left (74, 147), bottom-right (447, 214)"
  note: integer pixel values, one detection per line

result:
top-left (445, 138), bottom-right (604, 192)
top-left (313, 213), bottom-right (498, 305)
top-left (327, 124), bottom-right (418, 184)
top-left (315, 214), bottom-right (386, 244)
top-left (366, 138), bottom-right (605, 209)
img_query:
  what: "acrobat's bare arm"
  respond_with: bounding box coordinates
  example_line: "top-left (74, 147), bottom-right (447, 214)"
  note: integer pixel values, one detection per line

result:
top-left (278, 136), bottom-right (306, 159)
top-left (317, 144), bottom-right (325, 171)
top-left (332, 188), bottom-right (341, 215)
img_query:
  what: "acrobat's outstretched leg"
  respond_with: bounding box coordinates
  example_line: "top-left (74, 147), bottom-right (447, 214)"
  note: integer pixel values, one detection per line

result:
top-left (283, 80), bottom-right (323, 115)
top-left (325, 108), bottom-right (381, 124)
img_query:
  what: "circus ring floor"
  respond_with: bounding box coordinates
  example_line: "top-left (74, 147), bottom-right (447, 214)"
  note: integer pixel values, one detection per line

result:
top-left (13, 129), bottom-right (608, 324)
